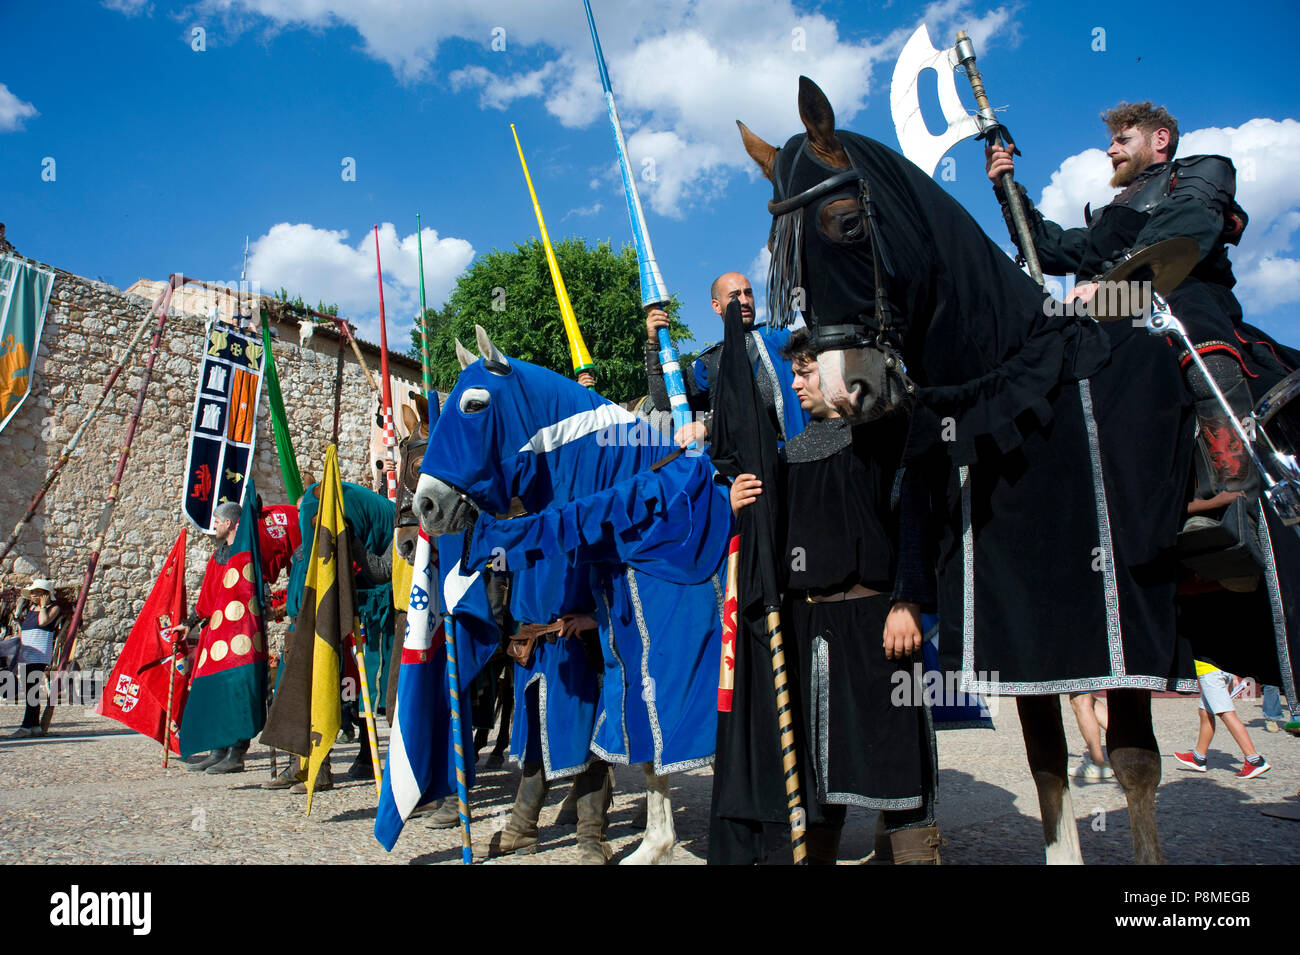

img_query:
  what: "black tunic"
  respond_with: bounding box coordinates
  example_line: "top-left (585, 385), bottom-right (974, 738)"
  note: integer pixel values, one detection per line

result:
top-left (706, 416), bottom-right (934, 862)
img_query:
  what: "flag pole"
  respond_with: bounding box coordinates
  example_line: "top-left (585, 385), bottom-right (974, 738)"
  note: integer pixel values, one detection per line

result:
top-left (416, 214), bottom-right (434, 394)
top-left (510, 124), bottom-right (596, 386)
top-left (584, 0), bottom-right (692, 438)
top-left (161, 618), bottom-right (180, 768)
top-left (443, 613), bottom-right (473, 864)
top-left (42, 274), bottom-right (178, 733)
top-left (352, 621), bottom-right (383, 799)
top-left (373, 225), bottom-right (400, 502)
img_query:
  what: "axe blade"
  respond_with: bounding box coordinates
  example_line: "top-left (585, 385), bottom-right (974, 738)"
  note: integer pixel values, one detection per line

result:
top-left (890, 23), bottom-right (982, 177)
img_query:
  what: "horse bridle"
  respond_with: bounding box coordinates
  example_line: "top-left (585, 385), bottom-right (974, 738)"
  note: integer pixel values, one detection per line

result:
top-left (768, 155), bottom-right (904, 359)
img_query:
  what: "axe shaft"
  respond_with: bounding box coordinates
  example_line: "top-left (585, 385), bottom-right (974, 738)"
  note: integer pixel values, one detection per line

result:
top-left (955, 32), bottom-right (1044, 286)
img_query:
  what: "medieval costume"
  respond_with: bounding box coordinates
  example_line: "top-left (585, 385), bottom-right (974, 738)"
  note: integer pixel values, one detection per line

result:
top-left (710, 413), bottom-right (940, 864)
top-left (645, 324), bottom-right (810, 446)
top-left (180, 497), bottom-right (268, 771)
top-left (998, 156), bottom-right (1300, 706)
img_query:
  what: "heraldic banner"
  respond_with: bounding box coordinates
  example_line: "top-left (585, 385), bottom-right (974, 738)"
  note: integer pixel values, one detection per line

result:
top-left (0, 254), bottom-right (56, 435)
top-left (183, 319), bottom-right (266, 531)
top-left (96, 529), bottom-right (191, 753)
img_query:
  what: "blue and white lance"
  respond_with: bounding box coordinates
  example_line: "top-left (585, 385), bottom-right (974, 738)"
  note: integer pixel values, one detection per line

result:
top-left (583, 0), bottom-right (694, 447)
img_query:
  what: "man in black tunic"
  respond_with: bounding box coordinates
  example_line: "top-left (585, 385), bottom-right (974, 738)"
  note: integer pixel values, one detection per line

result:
top-left (721, 329), bottom-right (940, 864)
top-left (986, 101), bottom-right (1283, 518)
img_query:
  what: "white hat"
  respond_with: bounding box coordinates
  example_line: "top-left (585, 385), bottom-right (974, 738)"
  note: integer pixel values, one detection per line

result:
top-left (23, 578), bottom-right (54, 595)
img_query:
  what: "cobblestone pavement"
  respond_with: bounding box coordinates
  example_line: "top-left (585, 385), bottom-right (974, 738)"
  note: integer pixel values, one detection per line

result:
top-left (2, 696), bottom-right (1296, 865)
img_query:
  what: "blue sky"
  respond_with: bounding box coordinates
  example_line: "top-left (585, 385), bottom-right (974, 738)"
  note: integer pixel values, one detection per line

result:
top-left (3, 0), bottom-right (1298, 357)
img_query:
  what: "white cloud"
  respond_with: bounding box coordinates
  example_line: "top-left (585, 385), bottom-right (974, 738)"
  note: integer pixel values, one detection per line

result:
top-left (0, 84), bottom-right (38, 133)
top-left (1035, 118), bottom-right (1300, 314)
top-left (101, 0), bottom-right (151, 14)
top-left (562, 202), bottom-right (603, 220)
top-left (247, 222), bottom-right (474, 341)
top-left (1036, 148), bottom-right (1117, 228)
top-left (169, 0), bottom-right (1019, 215)
top-left (749, 244), bottom-right (772, 324)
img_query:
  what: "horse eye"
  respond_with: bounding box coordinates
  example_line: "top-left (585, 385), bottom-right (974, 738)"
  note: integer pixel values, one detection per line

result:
top-left (818, 197), bottom-right (864, 243)
top-left (458, 388), bottom-right (491, 414)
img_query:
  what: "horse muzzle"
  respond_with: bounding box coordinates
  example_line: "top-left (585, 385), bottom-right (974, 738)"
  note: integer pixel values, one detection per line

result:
top-left (413, 474), bottom-right (478, 536)
top-left (817, 346), bottom-right (913, 424)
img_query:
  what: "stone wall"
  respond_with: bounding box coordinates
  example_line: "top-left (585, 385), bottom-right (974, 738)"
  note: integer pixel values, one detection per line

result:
top-left (0, 266), bottom-right (422, 668)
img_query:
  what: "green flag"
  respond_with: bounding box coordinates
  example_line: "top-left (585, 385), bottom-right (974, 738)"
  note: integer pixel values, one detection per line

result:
top-left (261, 315), bottom-right (303, 503)
top-left (0, 254), bottom-right (55, 434)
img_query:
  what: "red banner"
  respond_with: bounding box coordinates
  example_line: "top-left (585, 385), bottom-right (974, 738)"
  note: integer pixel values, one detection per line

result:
top-left (96, 530), bottom-right (190, 753)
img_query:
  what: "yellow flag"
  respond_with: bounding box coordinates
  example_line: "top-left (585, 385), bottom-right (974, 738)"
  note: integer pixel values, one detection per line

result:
top-left (511, 124), bottom-right (595, 376)
top-left (302, 445), bottom-right (351, 813)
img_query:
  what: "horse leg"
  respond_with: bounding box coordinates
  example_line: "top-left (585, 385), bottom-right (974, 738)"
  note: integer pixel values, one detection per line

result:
top-left (1105, 688), bottom-right (1163, 864)
top-left (1017, 695), bottom-right (1083, 864)
top-left (488, 664), bottom-right (513, 768)
top-left (619, 765), bottom-right (676, 865)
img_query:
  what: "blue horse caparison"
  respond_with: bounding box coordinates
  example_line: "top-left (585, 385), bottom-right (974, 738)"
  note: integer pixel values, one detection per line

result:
top-left (415, 339), bottom-right (731, 774)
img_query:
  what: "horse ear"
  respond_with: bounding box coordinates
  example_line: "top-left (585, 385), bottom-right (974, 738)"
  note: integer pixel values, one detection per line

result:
top-left (475, 324), bottom-right (509, 368)
top-left (737, 120), bottom-right (778, 182)
top-left (401, 403), bottom-right (420, 438)
top-left (454, 338), bottom-right (476, 370)
top-left (412, 391), bottom-right (429, 424)
top-left (797, 76), bottom-right (849, 168)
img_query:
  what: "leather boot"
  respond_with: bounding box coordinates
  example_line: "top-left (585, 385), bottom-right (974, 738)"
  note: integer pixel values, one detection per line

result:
top-left (889, 825), bottom-right (944, 865)
top-left (348, 736), bottom-right (374, 780)
top-left (207, 739), bottom-right (249, 774)
top-left (488, 763), bottom-right (550, 857)
top-left (290, 754), bottom-right (333, 793)
top-left (425, 797), bottom-right (472, 830)
top-left (554, 783), bottom-right (578, 828)
top-left (263, 757), bottom-right (305, 790)
top-left (188, 748), bottom-right (227, 772)
top-left (574, 761), bottom-right (613, 865)
top-left (1185, 357), bottom-right (1261, 532)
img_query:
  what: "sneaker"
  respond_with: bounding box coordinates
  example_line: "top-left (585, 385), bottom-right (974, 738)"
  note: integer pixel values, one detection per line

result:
top-left (1236, 758), bottom-right (1270, 780)
top-left (8, 727), bottom-right (34, 739)
top-left (1283, 721), bottom-right (1300, 737)
top-left (1174, 751), bottom-right (1208, 772)
top-left (1072, 754), bottom-right (1115, 780)
top-left (1265, 720), bottom-right (1281, 733)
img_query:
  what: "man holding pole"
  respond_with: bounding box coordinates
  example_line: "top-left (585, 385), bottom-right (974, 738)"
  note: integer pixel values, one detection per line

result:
top-left (644, 272), bottom-right (808, 449)
top-left (985, 102), bottom-right (1280, 523)
top-left (182, 495), bottom-right (268, 775)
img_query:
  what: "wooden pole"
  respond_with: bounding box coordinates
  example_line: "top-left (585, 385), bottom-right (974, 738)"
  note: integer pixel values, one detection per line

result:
top-left (444, 614), bottom-right (473, 864)
top-left (352, 622), bottom-right (382, 799)
top-left (372, 226), bottom-right (399, 502)
top-left (765, 608), bottom-right (807, 864)
top-left (954, 31), bottom-right (1043, 286)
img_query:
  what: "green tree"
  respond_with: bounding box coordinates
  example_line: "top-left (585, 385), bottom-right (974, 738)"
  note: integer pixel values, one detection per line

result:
top-left (409, 238), bottom-right (691, 403)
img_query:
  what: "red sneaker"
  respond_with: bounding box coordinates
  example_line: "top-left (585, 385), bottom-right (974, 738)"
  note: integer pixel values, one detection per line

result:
top-left (1235, 759), bottom-right (1270, 779)
top-left (1173, 751), bottom-right (1207, 772)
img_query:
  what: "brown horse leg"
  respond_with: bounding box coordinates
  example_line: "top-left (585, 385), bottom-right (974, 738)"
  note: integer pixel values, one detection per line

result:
top-left (1017, 694), bottom-right (1083, 864)
top-left (1105, 688), bottom-right (1163, 865)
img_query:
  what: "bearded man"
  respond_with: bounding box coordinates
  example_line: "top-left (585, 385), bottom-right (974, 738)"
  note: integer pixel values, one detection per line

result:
top-left (985, 101), bottom-right (1284, 520)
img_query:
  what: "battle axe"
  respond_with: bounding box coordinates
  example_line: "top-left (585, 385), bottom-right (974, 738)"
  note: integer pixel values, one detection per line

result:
top-left (891, 24), bottom-right (1044, 284)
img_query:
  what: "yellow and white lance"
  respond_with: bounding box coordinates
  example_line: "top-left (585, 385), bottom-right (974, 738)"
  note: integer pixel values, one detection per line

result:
top-left (510, 124), bottom-right (596, 385)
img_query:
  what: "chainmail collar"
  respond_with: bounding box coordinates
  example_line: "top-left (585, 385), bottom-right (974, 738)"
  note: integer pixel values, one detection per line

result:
top-left (782, 415), bottom-right (851, 463)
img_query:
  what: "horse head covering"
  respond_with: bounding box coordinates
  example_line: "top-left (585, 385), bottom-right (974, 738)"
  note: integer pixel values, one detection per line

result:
top-left (741, 77), bottom-right (916, 421)
top-left (740, 76), bottom-right (1111, 452)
